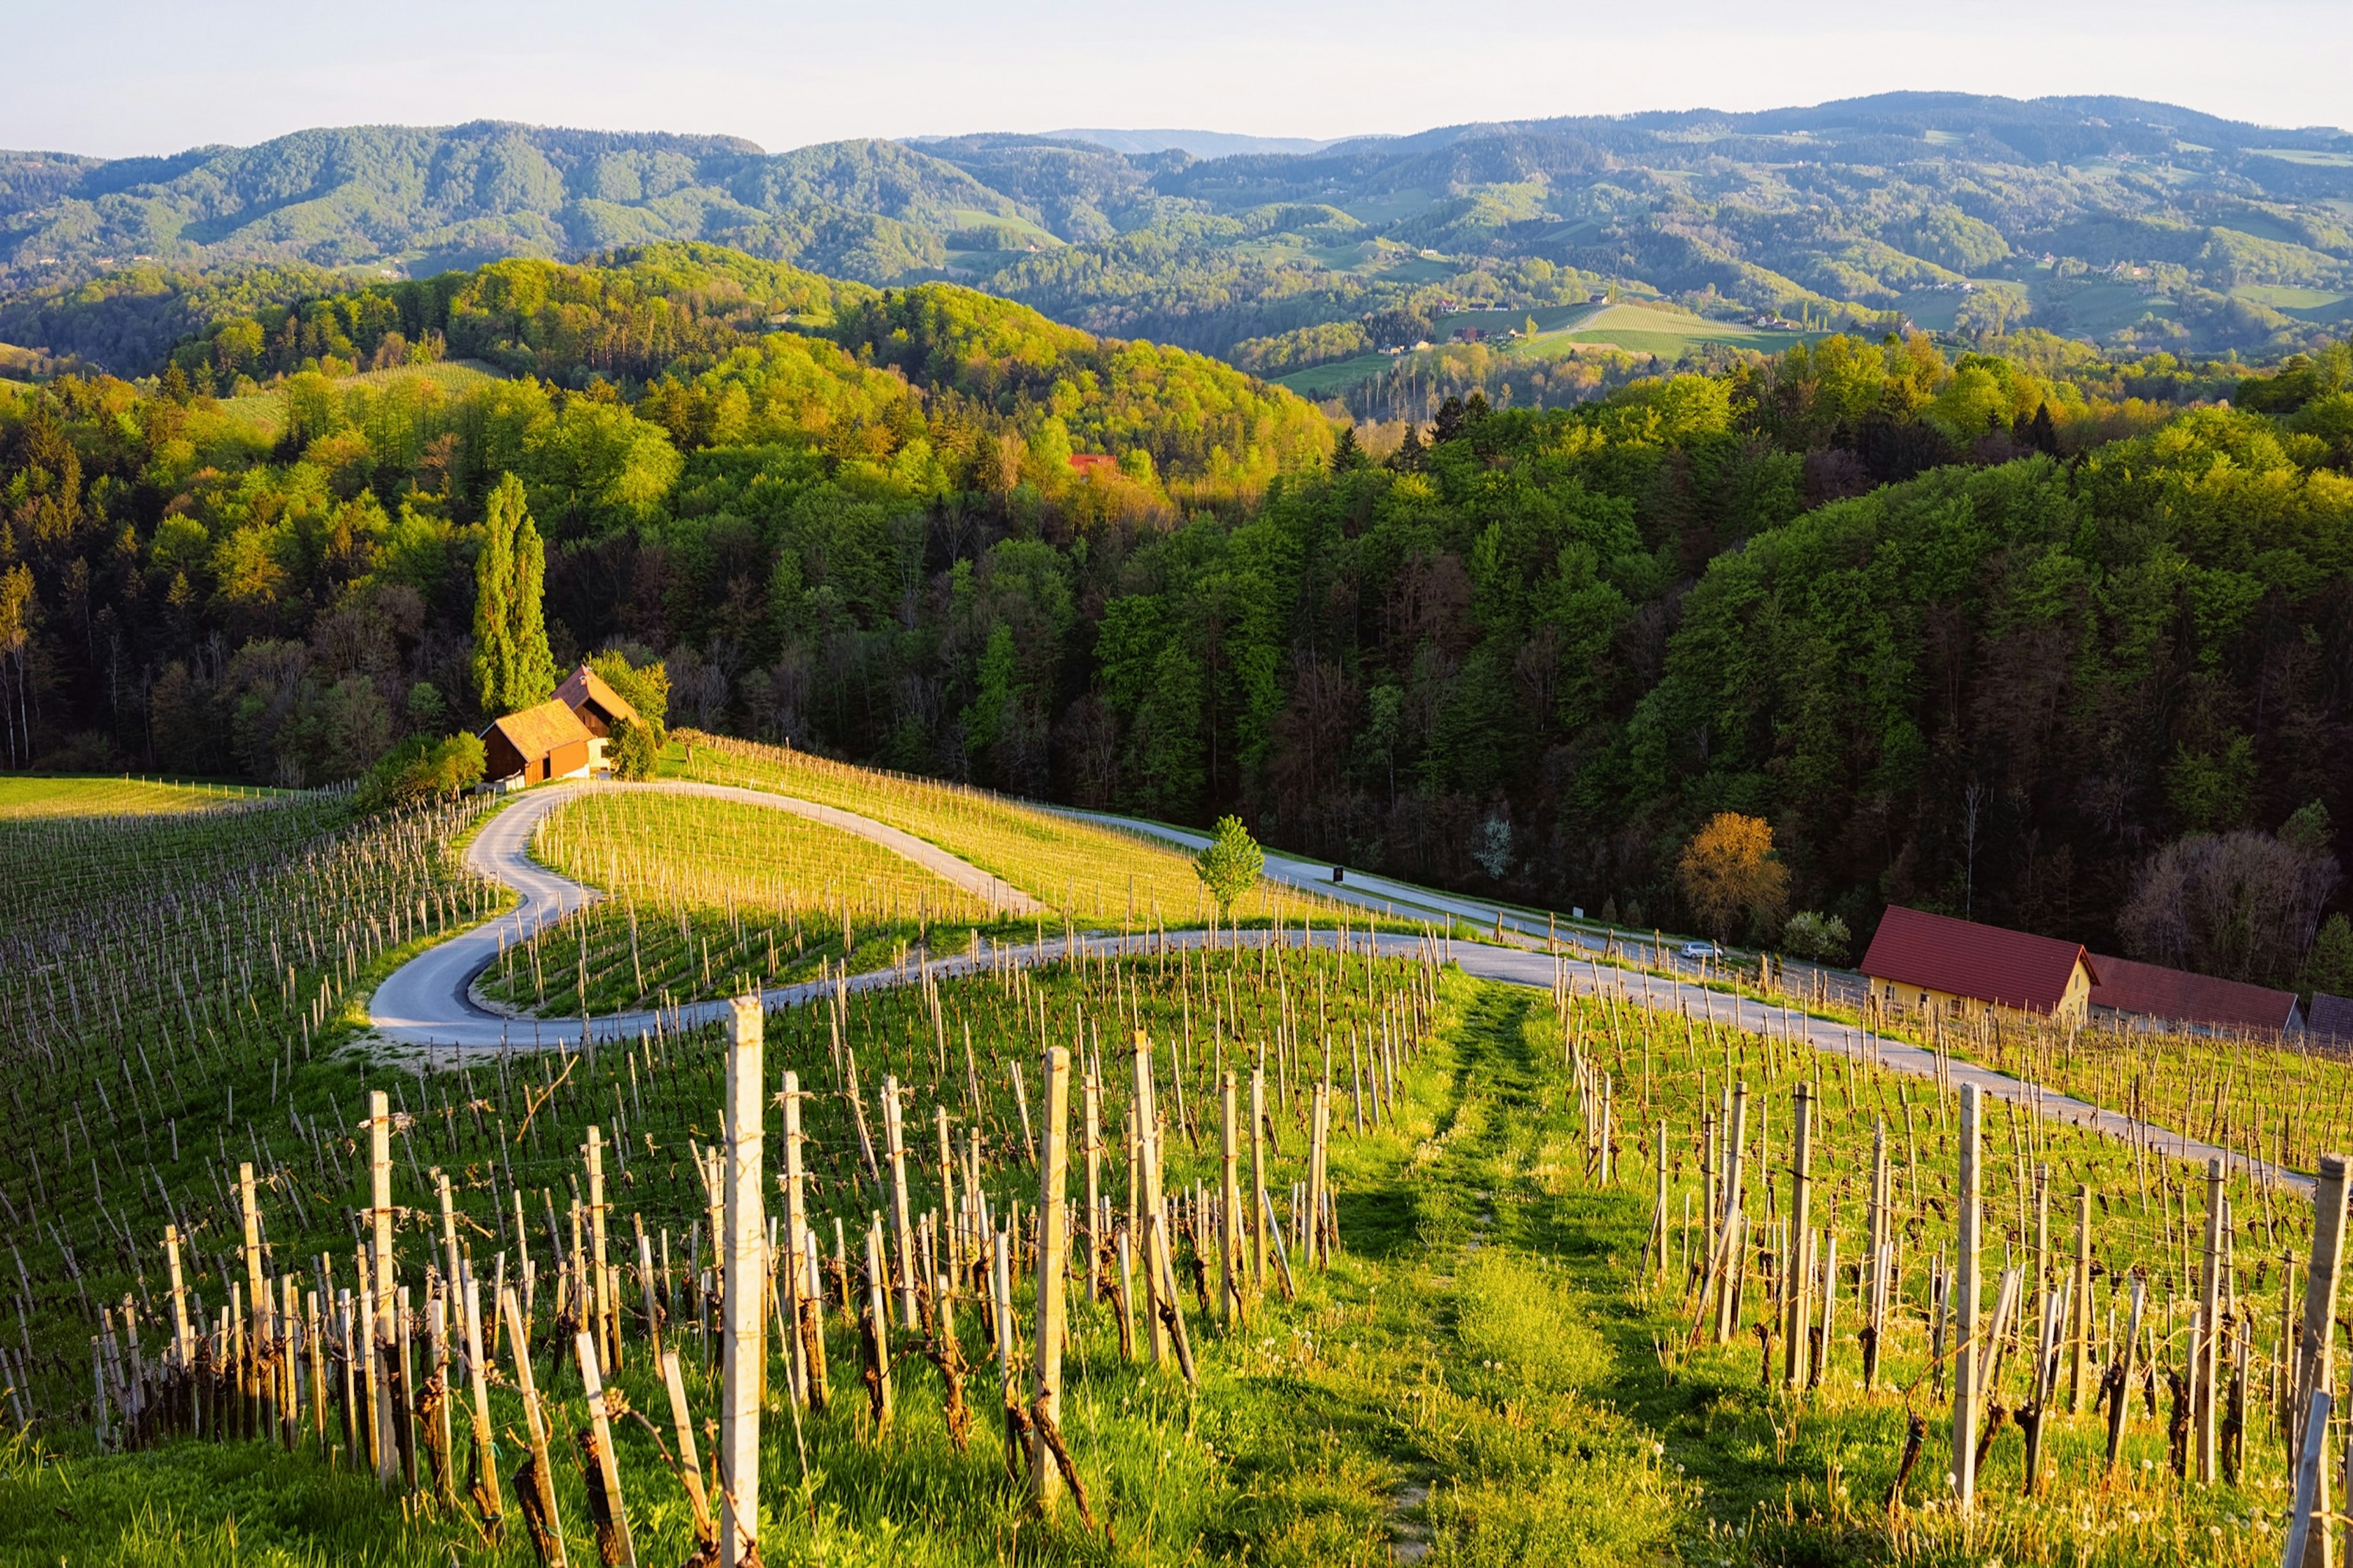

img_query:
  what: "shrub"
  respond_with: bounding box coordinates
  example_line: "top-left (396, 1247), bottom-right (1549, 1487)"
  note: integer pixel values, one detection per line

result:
top-left (590, 650), bottom-right (670, 752)
top-left (356, 731), bottom-right (487, 811)
top-left (1781, 910), bottom-right (1852, 964)
top-left (606, 716), bottom-right (661, 781)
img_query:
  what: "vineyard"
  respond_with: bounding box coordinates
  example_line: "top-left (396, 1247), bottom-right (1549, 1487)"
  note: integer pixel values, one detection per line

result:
top-left (668, 732), bottom-right (1354, 930)
top-left (471, 789), bottom-right (1011, 1016)
top-left (0, 770), bottom-right (2344, 1567)
top-left (0, 776), bottom-right (279, 820)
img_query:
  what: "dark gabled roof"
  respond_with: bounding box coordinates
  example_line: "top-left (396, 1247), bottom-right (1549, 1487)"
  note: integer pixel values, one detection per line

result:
top-left (2313, 993), bottom-right (2353, 1045)
top-left (553, 663), bottom-right (641, 729)
top-left (482, 698), bottom-right (590, 760)
top-left (1859, 906), bottom-right (2096, 1016)
top-left (2088, 953), bottom-right (2300, 1033)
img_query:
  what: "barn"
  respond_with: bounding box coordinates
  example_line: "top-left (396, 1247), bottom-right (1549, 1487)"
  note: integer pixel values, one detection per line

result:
top-left (552, 663), bottom-right (642, 773)
top-left (2087, 953), bottom-right (2303, 1037)
top-left (2311, 993), bottom-right (2353, 1048)
top-left (1859, 906), bottom-right (2099, 1026)
top-left (480, 699), bottom-right (592, 786)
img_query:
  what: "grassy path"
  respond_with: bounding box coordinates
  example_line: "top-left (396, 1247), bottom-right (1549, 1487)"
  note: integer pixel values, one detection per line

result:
top-left (1279, 977), bottom-right (1697, 1566)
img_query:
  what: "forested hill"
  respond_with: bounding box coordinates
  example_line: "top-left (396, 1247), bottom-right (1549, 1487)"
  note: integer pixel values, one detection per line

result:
top-left (3, 238), bottom-right (2351, 989)
top-left (7, 93), bottom-right (2353, 382)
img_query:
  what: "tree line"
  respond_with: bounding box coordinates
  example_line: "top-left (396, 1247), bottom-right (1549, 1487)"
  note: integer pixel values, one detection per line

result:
top-left (3, 243), bottom-right (2350, 986)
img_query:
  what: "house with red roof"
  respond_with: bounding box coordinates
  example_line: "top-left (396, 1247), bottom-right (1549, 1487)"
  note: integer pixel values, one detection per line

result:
top-left (1859, 906), bottom-right (2098, 1025)
top-left (2087, 953), bottom-right (2302, 1037)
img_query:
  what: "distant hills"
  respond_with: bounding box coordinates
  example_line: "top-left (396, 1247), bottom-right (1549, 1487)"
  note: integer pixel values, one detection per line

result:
top-left (1036, 129), bottom-right (1351, 158)
top-left (5, 94), bottom-right (2352, 376)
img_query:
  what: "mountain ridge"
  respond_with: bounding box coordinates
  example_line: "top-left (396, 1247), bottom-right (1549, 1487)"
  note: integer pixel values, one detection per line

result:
top-left (7, 93), bottom-right (2353, 376)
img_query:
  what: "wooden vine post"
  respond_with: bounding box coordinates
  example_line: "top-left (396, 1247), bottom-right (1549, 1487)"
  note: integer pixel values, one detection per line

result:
top-left (719, 995), bottom-right (765, 1568)
top-left (2068, 1183), bottom-right (2091, 1414)
top-left (660, 1349), bottom-right (718, 1559)
top-left (369, 1089), bottom-right (400, 1487)
top-left (239, 1163), bottom-right (273, 1441)
top-left (164, 1225), bottom-right (192, 1376)
top-left (463, 1274), bottom-right (501, 1534)
top-left (1082, 1072), bottom-right (1104, 1305)
top-left (501, 1286), bottom-right (567, 1567)
top-left (575, 1329), bottom-right (637, 1567)
top-left (1782, 1084), bottom-right (1814, 1390)
top-left (1863, 1119), bottom-right (1889, 1390)
top-left (1714, 1083), bottom-right (1749, 1344)
top-left (586, 1126), bottom-right (612, 1372)
top-left (1249, 1065), bottom-right (1268, 1297)
top-left (2293, 1153), bottom-right (2348, 1568)
top-left (1031, 1044), bottom-right (1072, 1510)
top-left (1133, 1031), bottom-right (1169, 1365)
top-left (884, 1075), bottom-right (918, 1328)
top-left (1950, 1081), bottom-right (1982, 1512)
top-left (1220, 1070), bottom-right (1243, 1324)
top-left (2196, 1155), bottom-right (2224, 1485)
top-left (1648, 1121), bottom-right (1669, 1286)
top-left (782, 1068), bottom-right (825, 1409)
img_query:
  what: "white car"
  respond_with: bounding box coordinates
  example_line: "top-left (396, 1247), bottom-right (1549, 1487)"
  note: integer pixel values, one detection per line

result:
top-left (1680, 941), bottom-right (1721, 960)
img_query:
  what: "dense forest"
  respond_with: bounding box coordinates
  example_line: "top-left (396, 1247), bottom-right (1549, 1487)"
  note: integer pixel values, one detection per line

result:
top-left (6, 93), bottom-right (2352, 390)
top-left (3, 240), bottom-right (2351, 984)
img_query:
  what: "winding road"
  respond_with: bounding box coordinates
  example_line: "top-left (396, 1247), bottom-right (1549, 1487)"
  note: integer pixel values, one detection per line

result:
top-left (366, 778), bottom-right (2306, 1192)
top-left (368, 779), bottom-right (1041, 1050)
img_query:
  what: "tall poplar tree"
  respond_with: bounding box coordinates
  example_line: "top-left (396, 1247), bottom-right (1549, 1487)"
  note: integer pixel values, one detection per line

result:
top-left (471, 474), bottom-right (556, 716)
top-left (509, 506), bottom-right (558, 708)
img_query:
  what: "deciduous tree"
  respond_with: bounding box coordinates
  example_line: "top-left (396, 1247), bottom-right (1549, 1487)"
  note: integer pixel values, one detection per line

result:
top-left (1194, 814), bottom-right (1264, 927)
top-left (1677, 812), bottom-right (1789, 943)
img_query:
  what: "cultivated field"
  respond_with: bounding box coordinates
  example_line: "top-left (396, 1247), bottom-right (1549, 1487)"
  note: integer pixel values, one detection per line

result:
top-left (669, 731), bottom-right (1357, 930)
top-left (1559, 304), bottom-right (1811, 357)
top-left (0, 754), bottom-right (2336, 1568)
top-left (0, 775), bottom-right (273, 818)
top-left (477, 788), bottom-right (1006, 1013)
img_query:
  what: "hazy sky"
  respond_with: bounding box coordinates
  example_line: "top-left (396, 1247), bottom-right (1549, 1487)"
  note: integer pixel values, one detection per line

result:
top-left (6, 0), bottom-right (2349, 157)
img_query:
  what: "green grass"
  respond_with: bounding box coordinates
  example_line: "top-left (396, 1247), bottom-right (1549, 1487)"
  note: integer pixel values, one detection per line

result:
top-left (1339, 191), bottom-right (1438, 226)
top-left (0, 729), bottom-right (2328, 1567)
top-left (218, 359), bottom-right (507, 435)
top-left (2232, 284), bottom-right (2348, 310)
top-left (477, 788), bottom-right (1009, 1013)
top-left (665, 731), bottom-right (1358, 928)
top-left (1376, 257), bottom-right (1455, 284)
top-left (1559, 305), bottom-right (1811, 358)
top-left (945, 208), bottom-right (1061, 247)
top-left (2251, 149), bottom-right (2353, 167)
top-left (2232, 283), bottom-right (2353, 321)
top-left (0, 934), bottom-right (2301, 1566)
top-left (2028, 275), bottom-right (2176, 338)
top-left (0, 775), bottom-right (275, 818)
top-left (1430, 303), bottom-right (1603, 341)
top-left (1270, 352), bottom-right (1393, 398)
top-left (1897, 289), bottom-right (1970, 331)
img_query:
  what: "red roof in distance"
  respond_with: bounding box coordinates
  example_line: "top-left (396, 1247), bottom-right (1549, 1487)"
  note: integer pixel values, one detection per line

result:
top-left (1067, 452), bottom-right (1118, 474)
top-left (2311, 993), bottom-right (2353, 1044)
top-left (1859, 906), bottom-right (2095, 1016)
top-left (2088, 953), bottom-right (2300, 1033)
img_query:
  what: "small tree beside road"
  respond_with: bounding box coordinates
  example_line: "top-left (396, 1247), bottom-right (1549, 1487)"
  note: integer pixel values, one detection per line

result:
top-left (1195, 814), bottom-right (1264, 932)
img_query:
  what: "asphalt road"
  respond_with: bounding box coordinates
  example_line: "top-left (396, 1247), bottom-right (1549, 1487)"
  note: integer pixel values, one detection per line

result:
top-left (367, 779), bottom-right (1039, 1050)
top-left (365, 782), bottom-right (2303, 1192)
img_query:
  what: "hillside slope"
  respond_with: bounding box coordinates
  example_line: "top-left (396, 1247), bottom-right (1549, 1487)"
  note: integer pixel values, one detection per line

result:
top-left (7, 93), bottom-right (2352, 377)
